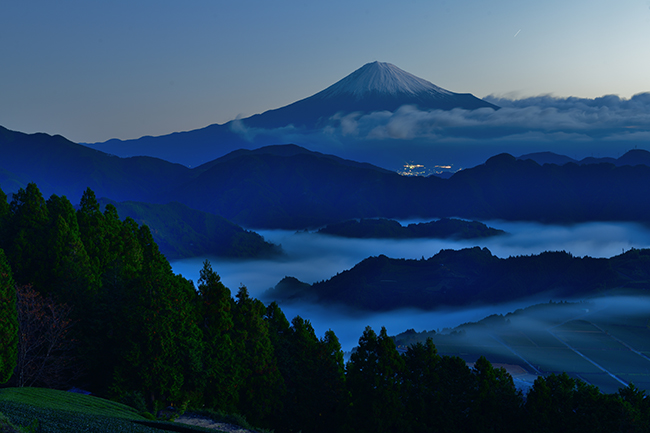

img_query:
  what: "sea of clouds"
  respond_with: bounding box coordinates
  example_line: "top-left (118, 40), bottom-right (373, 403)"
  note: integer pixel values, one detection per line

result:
top-left (171, 220), bottom-right (650, 351)
top-left (231, 93), bottom-right (650, 170)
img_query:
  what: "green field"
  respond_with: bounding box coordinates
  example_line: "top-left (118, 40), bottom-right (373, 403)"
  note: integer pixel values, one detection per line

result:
top-left (0, 388), bottom-right (218, 433)
top-left (394, 296), bottom-right (650, 394)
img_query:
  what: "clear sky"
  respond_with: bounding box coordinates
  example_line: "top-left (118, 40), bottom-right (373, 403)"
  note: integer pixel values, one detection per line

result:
top-left (2, 0), bottom-right (650, 143)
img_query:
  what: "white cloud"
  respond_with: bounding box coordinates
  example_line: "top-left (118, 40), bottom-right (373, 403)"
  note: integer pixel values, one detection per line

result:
top-left (227, 93), bottom-right (650, 169)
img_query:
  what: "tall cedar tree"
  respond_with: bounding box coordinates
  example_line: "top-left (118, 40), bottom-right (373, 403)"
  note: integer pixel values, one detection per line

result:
top-left (197, 260), bottom-right (240, 411)
top-left (265, 309), bottom-right (348, 433)
top-left (0, 248), bottom-right (18, 383)
top-left (45, 194), bottom-right (97, 301)
top-left (346, 326), bottom-right (406, 433)
top-left (76, 188), bottom-right (107, 281)
top-left (77, 208), bottom-right (146, 394)
top-left (264, 301), bottom-right (291, 429)
top-left (112, 225), bottom-right (203, 411)
top-left (435, 355), bottom-right (476, 432)
top-left (6, 183), bottom-right (49, 289)
top-left (282, 317), bottom-right (347, 433)
top-left (232, 286), bottom-right (284, 427)
top-left (316, 329), bottom-right (348, 433)
top-left (469, 355), bottom-right (524, 433)
top-left (401, 339), bottom-right (442, 432)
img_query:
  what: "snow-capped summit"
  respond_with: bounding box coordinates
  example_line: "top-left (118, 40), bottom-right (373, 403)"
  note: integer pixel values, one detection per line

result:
top-left (86, 61), bottom-right (498, 166)
top-left (243, 61), bottom-right (498, 129)
top-left (316, 61), bottom-right (453, 99)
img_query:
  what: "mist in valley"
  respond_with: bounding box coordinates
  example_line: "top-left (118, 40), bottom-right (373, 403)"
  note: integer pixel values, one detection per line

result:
top-left (170, 220), bottom-right (650, 352)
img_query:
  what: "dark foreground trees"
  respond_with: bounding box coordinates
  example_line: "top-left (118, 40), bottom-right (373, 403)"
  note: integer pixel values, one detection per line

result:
top-left (0, 249), bottom-right (18, 384)
top-left (1, 182), bottom-right (650, 433)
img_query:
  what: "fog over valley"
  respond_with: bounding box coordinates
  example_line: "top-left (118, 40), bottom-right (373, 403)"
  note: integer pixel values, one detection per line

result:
top-left (170, 220), bottom-right (650, 351)
top-left (6, 4), bottom-right (650, 428)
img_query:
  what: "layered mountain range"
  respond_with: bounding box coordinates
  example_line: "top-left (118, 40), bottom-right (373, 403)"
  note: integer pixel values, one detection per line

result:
top-left (2, 125), bottom-right (650, 232)
top-left (266, 248), bottom-right (650, 310)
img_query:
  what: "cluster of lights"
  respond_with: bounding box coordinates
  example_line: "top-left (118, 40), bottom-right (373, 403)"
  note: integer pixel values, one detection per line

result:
top-left (398, 162), bottom-right (457, 177)
top-left (398, 163), bottom-right (427, 177)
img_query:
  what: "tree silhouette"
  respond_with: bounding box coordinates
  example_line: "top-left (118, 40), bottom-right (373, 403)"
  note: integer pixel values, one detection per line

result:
top-left (0, 248), bottom-right (18, 384)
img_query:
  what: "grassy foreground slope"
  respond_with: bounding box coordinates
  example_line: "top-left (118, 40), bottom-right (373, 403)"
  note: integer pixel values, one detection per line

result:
top-left (0, 388), bottom-right (217, 433)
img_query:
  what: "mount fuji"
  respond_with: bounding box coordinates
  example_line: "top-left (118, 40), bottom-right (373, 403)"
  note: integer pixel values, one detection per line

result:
top-left (83, 62), bottom-right (498, 168)
top-left (243, 61), bottom-right (498, 129)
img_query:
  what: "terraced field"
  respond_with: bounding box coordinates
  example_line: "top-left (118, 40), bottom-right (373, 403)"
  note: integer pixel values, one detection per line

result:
top-left (394, 295), bottom-right (650, 394)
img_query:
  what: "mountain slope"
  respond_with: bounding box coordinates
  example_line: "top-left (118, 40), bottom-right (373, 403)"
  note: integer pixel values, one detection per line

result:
top-left (84, 62), bottom-right (498, 167)
top-left (243, 61), bottom-right (498, 129)
top-left (161, 146), bottom-right (439, 228)
top-left (163, 149), bottom-right (650, 228)
top-left (518, 149), bottom-right (650, 167)
top-left (266, 248), bottom-right (650, 311)
top-left (316, 218), bottom-right (506, 239)
top-left (5, 124), bottom-right (650, 232)
top-left (0, 125), bottom-right (193, 203)
top-left (0, 127), bottom-right (282, 259)
top-left (98, 199), bottom-right (282, 260)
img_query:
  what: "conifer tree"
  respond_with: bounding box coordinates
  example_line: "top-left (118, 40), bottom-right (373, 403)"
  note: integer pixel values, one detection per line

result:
top-left (346, 326), bottom-right (405, 433)
top-left (113, 225), bottom-right (203, 411)
top-left (275, 316), bottom-right (321, 432)
top-left (6, 183), bottom-right (49, 287)
top-left (232, 286), bottom-right (284, 426)
top-left (435, 355), bottom-right (475, 432)
top-left (80, 210), bottom-right (146, 394)
top-left (469, 356), bottom-right (523, 433)
top-left (314, 329), bottom-right (348, 433)
top-left (76, 188), bottom-right (108, 284)
top-left (197, 260), bottom-right (240, 411)
top-left (402, 338), bottom-right (441, 432)
top-left (0, 249), bottom-right (18, 384)
top-left (286, 317), bottom-right (347, 433)
top-left (46, 194), bottom-right (97, 299)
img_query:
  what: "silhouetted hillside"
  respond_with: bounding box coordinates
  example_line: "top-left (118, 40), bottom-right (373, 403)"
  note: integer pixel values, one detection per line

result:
top-left (266, 248), bottom-right (650, 310)
top-left (165, 150), bottom-right (650, 227)
top-left (98, 199), bottom-right (282, 260)
top-left (162, 149), bottom-right (438, 228)
top-left (4, 125), bottom-right (650, 230)
top-left (518, 149), bottom-right (650, 167)
top-left (317, 218), bottom-right (505, 239)
top-left (0, 125), bottom-right (193, 203)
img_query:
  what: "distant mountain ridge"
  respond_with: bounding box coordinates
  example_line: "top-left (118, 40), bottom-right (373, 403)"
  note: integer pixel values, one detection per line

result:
top-left (82, 62), bottom-right (498, 167)
top-left (4, 125), bottom-right (650, 232)
top-left (266, 248), bottom-right (650, 311)
top-left (518, 149), bottom-right (650, 167)
top-left (316, 218), bottom-right (505, 240)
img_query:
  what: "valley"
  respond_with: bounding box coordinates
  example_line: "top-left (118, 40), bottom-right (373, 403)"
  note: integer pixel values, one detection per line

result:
top-left (6, 3), bottom-right (650, 429)
top-left (170, 221), bottom-right (650, 349)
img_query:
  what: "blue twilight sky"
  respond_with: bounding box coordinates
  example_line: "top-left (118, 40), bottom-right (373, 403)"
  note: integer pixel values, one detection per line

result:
top-left (2, 0), bottom-right (650, 144)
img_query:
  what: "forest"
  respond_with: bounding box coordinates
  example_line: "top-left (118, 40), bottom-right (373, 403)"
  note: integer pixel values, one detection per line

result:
top-left (316, 217), bottom-right (506, 239)
top-left (1, 182), bottom-right (650, 433)
top-left (268, 246), bottom-right (650, 310)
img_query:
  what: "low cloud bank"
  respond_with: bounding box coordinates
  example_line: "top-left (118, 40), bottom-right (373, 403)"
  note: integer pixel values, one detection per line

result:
top-left (173, 221), bottom-right (650, 295)
top-left (170, 221), bottom-right (650, 351)
top-left (230, 93), bottom-right (650, 170)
